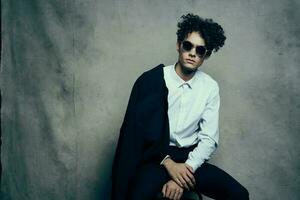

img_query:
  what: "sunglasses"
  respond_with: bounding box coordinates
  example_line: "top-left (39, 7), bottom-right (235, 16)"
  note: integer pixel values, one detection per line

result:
top-left (181, 41), bottom-right (207, 57)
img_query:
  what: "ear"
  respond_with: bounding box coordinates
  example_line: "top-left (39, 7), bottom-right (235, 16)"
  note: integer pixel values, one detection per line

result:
top-left (176, 42), bottom-right (180, 52)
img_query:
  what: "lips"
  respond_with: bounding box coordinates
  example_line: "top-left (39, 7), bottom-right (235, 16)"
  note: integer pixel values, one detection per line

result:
top-left (186, 59), bottom-right (195, 64)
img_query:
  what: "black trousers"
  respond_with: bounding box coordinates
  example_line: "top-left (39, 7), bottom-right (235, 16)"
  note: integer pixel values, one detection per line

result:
top-left (129, 145), bottom-right (249, 200)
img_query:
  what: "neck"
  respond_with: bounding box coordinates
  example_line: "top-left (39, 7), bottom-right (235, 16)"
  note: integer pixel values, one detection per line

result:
top-left (175, 62), bottom-right (196, 82)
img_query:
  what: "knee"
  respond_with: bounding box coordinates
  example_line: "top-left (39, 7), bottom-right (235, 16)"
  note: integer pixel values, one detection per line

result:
top-left (230, 185), bottom-right (249, 200)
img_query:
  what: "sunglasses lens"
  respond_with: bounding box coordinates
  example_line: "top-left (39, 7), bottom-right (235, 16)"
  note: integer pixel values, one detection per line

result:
top-left (196, 46), bottom-right (206, 57)
top-left (182, 41), bottom-right (206, 57)
top-left (182, 41), bottom-right (192, 51)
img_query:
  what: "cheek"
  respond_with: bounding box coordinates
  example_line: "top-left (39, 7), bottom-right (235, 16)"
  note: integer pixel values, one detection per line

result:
top-left (195, 58), bottom-right (204, 65)
top-left (180, 52), bottom-right (189, 59)
top-left (178, 52), bottom-right (184, 61)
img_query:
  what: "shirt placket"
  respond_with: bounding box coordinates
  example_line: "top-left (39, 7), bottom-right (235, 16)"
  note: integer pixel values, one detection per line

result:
top-left (175, 84), bottom-right (188, 144)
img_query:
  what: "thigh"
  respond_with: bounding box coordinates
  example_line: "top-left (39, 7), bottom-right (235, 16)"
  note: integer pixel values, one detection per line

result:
top-left (128, 163), bottom-right (169, 200)
top-left (194, 163), bottom-right (249, 200)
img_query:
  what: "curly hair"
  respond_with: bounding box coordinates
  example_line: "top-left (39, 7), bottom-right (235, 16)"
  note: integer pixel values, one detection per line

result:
top-left (176, 13), bottom-right (226, 58)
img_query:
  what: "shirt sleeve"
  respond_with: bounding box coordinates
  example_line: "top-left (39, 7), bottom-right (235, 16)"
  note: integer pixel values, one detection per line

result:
top-left (185, 83), bottom-right (220, 172)
top-left (160, 155), bottom-right (171, 165)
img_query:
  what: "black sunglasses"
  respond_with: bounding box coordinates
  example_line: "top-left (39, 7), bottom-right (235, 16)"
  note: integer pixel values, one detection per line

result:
top-left (181, 41), bottom-right (207, 57)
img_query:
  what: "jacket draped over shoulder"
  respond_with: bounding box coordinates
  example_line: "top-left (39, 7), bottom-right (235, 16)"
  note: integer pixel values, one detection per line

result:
top-left (111, 64), bottom-right (170, 200)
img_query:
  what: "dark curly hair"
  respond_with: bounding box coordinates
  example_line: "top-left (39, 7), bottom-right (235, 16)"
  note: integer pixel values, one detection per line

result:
top-left (176, 13), bottom-right (226, 58)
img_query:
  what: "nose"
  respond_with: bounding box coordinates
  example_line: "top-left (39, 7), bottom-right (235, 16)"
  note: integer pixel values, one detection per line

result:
top-left (189, 47), bottom-right (196, 57)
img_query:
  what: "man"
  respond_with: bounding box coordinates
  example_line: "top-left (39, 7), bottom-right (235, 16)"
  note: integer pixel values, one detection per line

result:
top-left (111, 13), bottom-right (249, 200)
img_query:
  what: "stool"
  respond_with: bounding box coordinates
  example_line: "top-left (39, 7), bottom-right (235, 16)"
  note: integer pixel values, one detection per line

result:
top-left (156, 191), bottom-right (202, 200)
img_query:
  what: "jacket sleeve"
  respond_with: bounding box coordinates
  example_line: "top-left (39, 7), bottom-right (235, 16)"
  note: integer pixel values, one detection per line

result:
top-left (111, 77), bottom-right (143, 200)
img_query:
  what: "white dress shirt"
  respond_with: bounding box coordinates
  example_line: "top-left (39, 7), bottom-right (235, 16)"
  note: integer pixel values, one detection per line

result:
top-left (162, 63), bottom-right (220, 171)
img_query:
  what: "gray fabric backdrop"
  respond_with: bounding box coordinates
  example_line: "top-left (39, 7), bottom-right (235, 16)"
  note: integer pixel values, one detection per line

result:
top-left (1, 0), bottom-right (300, 199)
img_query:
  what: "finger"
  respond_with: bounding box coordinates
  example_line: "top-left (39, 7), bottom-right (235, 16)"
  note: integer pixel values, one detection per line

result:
top-left (186, 165), bottom-right (194, 174)
top-left (175, 177), bottom-right (184, 188)
top-left (179, 189), bottom-right (184, 200)
top-left (185, 167), bottom-right (196, 184)
top-left (170, 189), bottom-right (176, 200)
top-left (174, 189), bottom-right (181, 200)
top-left (183, 173), bottom-right (194, 188)
top-left (173, 191), bottom-right (178, 200)
top-left (183, 174), bottom-right (193, 189)
top-left (186, 166), bottom-right (196, 183)
top-left (162, 184), bottom-right (166, 197)
top-left (177, 175), bottom-right (185, 187)
top-left (166, 185), bottom-right (171, 198)
top-left (178, 190), bottom-right (183, 200)
top-left (178, 175), bottom-right (189, 190)
top-left (186, 170), bottom-right (196, 185)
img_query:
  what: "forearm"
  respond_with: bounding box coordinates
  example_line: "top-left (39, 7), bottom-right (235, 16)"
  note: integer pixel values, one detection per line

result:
top-left (185, 136), bottom-right (217, 171)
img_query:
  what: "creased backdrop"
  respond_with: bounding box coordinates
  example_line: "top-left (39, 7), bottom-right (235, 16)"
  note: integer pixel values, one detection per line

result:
top-left (1, 0), bottom-right (300, 200)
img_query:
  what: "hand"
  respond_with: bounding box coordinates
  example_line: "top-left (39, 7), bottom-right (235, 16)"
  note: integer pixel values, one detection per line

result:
top-left (163, 158), bottom-right (196, 190)
top-left (162, 179), bottom-right (184, 200)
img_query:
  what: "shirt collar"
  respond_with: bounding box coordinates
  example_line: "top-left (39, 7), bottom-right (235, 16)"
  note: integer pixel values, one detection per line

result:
top-left (170, 63), bottom-right (198, 89)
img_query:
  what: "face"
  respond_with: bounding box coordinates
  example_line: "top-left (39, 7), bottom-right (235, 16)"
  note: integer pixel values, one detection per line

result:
top-left (176, 31), bottom-right (206, 73)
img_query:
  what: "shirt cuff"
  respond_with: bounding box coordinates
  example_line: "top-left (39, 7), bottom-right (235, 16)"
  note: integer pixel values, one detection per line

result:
top-left (160, 155), bottom-right (171, 165)
top-left (185, 158), bottom-right (203, 172)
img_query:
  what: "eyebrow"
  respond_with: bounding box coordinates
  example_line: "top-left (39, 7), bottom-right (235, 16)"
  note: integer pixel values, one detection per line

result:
top-left (183, 40), bottom-right (206, 47)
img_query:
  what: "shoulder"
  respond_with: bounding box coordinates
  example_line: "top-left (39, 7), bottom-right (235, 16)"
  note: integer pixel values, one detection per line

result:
top-left (197, 70), bottom-right (219, 91)
top-left (135, 64), bottom-right (165, 86)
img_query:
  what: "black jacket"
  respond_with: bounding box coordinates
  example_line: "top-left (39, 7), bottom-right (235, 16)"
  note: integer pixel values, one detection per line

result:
top-left (111, 64), bottom-right (170, 200)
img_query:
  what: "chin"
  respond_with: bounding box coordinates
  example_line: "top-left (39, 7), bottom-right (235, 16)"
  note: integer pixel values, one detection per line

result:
top-left (183, 63), bottom-right (198, 71)
top-left (181, 63), bottom-right (198, 74)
